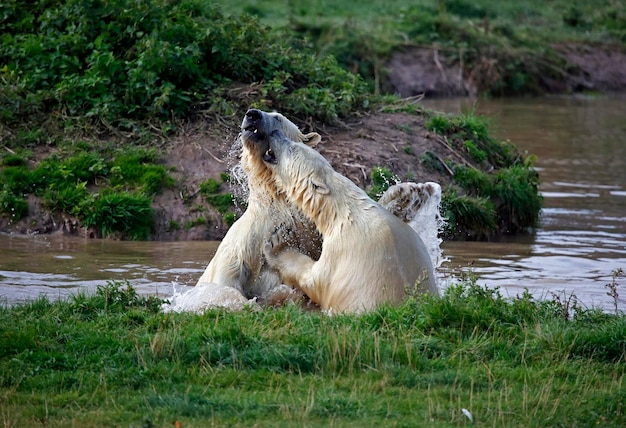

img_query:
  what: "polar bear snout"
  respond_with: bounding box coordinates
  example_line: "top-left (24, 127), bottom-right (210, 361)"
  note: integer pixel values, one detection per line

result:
top-left (243, 109), bottom-right (262, 130)
top-left (245, 108), bottom-right (262, 122)
top-left (242, 109), bottom-right (265, 141)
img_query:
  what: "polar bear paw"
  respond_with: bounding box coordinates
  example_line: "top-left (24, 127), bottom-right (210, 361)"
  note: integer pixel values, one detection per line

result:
top-left (378, 182), bottom-right (440, 223)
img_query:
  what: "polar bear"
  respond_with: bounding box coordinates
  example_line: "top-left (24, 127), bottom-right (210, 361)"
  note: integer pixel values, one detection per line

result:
top-left (256, 129), bottom-right (439, 313)
top-left (164, 110), bottom-right (322, 312)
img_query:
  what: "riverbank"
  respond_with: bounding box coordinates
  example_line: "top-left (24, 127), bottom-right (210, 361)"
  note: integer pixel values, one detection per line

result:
top-left (0, 103), bottom-right (542, 241)
top-left (1, 279), bottom-right (624, 426)
top-left (2, 0), bottom-right (624, 241)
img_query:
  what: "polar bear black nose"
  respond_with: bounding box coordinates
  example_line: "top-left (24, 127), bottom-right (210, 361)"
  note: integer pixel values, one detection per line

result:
top-left (245, 109), bottom-right (262, 121)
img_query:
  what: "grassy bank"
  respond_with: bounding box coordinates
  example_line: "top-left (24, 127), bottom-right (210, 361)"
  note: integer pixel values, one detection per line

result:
top-left (223, 0), bottom-right (625, 95)
top-left (5, 0), bottom-right (621, 238)
top-left (1, 280), bottom-right (625, 426)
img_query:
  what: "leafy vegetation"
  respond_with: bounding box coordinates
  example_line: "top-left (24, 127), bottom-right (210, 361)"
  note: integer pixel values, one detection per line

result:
top-left (223, 0), bottom-right (625, 95)
top-left (199, 177), bottom-right (238, 226)
top-left (0, 146), bottom-right (172, 239)
top-left (5, 0), bottom-right (606, 239)
top-left (367, 166), bottom-right (399, 199)
top-left (425, 111), bottom-right (542, 238)
top-left (0, 0), bottom-right (369, 133)
top-left (0, 279), bottom-right (624, 426)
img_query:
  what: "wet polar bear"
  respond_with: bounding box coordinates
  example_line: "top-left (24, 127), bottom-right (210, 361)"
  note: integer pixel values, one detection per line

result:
top-left (164, 110), bottom-right (322, 312)
top-left (257, 129), bottom-right (439, 313)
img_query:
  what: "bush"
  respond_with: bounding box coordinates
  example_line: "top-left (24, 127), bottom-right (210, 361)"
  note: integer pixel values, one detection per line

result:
top-left (83, 191), bottom-right (154, 240)
top-left (427, 111), bottom-right (541, 236)
top-left (43, 182), bottom-right (90, 214)
top-left (0, 189), bottom-right (28, 221)
top-left (199, 178), bottom-right (221, 198)
top-left (0, 145), bottom-right (172, 238)
top-left (1, 154), bottom-right (27, 167)
top-left (0, 0), bottom-right (370, 130)
top-left (367, 166), bottom-right (399, 199)
top-left (451, 163), bottom-right (542, 235)
top-left (441, 187), bottom-right (496, 240)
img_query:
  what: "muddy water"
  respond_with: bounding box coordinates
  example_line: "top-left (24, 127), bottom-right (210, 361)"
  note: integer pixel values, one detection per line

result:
top-left (0, 235), bottom-right (212, 305)
top-left (1, 95), bottom-right (625, 311)
top-left (423, 95), bottom-right (626, 311)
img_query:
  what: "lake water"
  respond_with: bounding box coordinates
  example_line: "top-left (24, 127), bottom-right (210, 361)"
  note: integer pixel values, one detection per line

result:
top-left (423, 95), bottom-right (626, 312)
top-left (1, 95), bottom-right (625, 311)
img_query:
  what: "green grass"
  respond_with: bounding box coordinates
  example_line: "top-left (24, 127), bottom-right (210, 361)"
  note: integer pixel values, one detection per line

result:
top-left (223, 0), bottom-right (624, 95)
top-left (1, 279), bottom-right (624, 426)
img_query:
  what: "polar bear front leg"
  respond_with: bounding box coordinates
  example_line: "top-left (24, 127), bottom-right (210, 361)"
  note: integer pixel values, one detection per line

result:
top-left (263, 227), bottom-right (318, 297)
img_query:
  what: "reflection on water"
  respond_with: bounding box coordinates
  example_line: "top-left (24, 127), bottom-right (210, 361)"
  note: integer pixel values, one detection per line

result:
top-left (0, 234), bottom-right (212, 305)
top-left (425, 95), bottom-right (626, 311)
top-left (1, 96), bottom-right (625, 311)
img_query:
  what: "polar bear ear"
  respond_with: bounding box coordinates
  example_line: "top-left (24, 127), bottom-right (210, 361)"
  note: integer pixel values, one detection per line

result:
top-left (302, 132), bottom-right (322, 147)
top-left (310, 174), bottom-right (330, 195)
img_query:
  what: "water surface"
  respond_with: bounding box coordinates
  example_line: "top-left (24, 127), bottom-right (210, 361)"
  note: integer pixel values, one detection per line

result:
top-left (0, 235), bottom-right (210, 304)
top-left (1, 95), bottom-right (625, 311)
top-left (423, 95), bottom-right (626, 311)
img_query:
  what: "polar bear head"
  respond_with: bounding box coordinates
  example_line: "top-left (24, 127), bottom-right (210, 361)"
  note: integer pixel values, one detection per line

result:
top-left (238, 109), bottom-right (321, 200)
top-left (244, 128), bottom-right (363, 234)
top-left (241, 109), bottom-right (321, 148)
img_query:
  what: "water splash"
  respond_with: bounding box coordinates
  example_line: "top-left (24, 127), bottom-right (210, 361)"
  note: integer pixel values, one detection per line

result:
top-left (162, 281), bottom-right (253, 313)
top-left (406, 182), bottom-right (446, 271)
top-left (226, 133), bottom-right (249, 212)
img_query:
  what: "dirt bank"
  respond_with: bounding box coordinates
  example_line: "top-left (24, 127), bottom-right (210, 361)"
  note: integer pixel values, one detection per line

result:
top-left (387, 44), bottom-right (626, 97)
top-left (154, 109), bottom-right (463, 241)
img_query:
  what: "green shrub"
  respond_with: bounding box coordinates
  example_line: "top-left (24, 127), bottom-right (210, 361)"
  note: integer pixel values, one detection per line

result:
top-left (1, 154), bottom-right (27, 167)
top-left (199, 177), bottom-right (236, 221)
top-left (450, 162), bottom-right (541, 234)
top-left (62, 152), bottom-right (108, 183)
top-left (29, 152), bottom-right (106, 192)
top-left (43, 182), bottom-right (89, 215)
top-left (492, 164), bottom-right (542, 232)
top-left (223, 212), bottom-right (236, 226)
top-left (83, 192), bottom-right (154, 240)
top-left (0, 146), bottom-right (170, 238)
top-left (185, 217), bottom-right (206, 230)
top-left (139, 166), bottom-right (174, 195)
top-left (464, 139), bottom-right (487, 164)
top-left (0, 0), bottom-right (369, 130)
top-left (205, 194), bottom-right (235, 214)
top-left (0, 189), bottom-right (28, 221)
top-left (30, 157), bottom-right (65, 191)
top-left (110, 148), bottom-right (173, 194)
top-left (0, 165), bottom-right (32, 194)
top-left (442, 187), bottom-right (496, 240)
top-left (368, 166), bottom-right (398, 199)
top-left (419, 151), bottom-right (445, 174)
top-left (452, 164), bottom-right (493, 195)
top-left (425, 115), bottom-right (452, 134)
top-left (427, 112), bottom-right (517, 168)
top-left (199, 178), bottom-right (221, 198)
